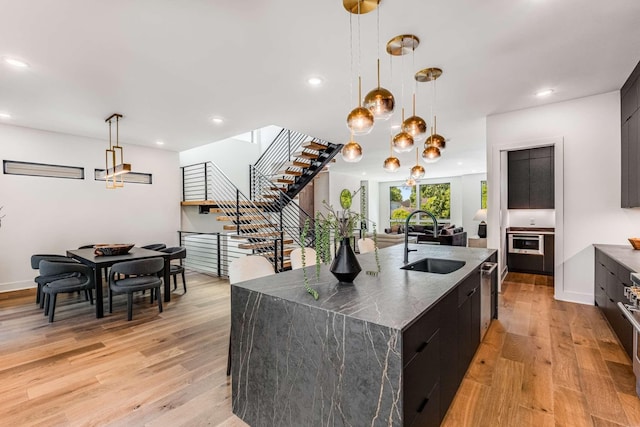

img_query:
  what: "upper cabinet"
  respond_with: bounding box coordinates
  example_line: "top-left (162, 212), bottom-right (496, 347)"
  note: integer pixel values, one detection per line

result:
top-left (508, 147), bottom-right (555, 209)
top-left (621, 59), bottom-right (640, 208)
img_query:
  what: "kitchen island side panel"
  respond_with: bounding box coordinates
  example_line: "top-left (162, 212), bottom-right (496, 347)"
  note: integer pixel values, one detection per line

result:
top-left (231, 286), bottom-right (403, 427)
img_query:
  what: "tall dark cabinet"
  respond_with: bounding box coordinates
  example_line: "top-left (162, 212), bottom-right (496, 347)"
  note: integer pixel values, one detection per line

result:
top-left (508, 147), bottom-right (554, 209)
top-left (621, 59), bottom-right (640, 208)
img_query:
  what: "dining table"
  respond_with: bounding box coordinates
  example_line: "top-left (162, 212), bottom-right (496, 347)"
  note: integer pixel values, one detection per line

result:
top-left (66, 247), bottom-right (172, 318)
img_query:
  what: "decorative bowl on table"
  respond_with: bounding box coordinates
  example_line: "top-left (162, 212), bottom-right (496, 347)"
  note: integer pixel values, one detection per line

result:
top-left (93, 244), bottom-right (135, 256)
top-left (629, 238), bottom-right (640, 250)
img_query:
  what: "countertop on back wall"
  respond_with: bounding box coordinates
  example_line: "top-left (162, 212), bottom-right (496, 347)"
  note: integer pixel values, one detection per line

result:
top-left (507, 227), bottom-right (555, 234)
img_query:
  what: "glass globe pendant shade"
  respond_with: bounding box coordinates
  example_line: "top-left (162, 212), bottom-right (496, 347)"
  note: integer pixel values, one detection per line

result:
top-left (364, 87), bottom-right (394, 121)
top-left (383, 156), bottom-right (401, 172)
top-left (410, 164), bottom-right (425, 179)
top-left (425, 133), bottom-right (446, 150)
top-left (402, 115), bottom-right (427, 142)
top-left (405, 177), bottom-right (416, 186)
top-left (422, 145), bottom-right (441, 163)
top-left (392, 131), bottom-right (414, 153)
top-left (346, 106), bottom-right (375, 135)
top-left (342, 140), bottom-right (363, 163)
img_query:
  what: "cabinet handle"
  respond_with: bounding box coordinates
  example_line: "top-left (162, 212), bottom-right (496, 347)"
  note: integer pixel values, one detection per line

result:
top-left (600, 286), bottom-right (605, 291)
top-left (417, 398), bottom-right (429, 413)
top-left (467, 288), bottom-right (477, 297)
top-left (610, 298), bottom-right (615, 303)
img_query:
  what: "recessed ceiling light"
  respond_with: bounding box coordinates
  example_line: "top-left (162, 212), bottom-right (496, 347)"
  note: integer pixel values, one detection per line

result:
top-left (3, 57), bottom-right (29, 68)
top-left (212, 116), bottom-right (224, 124)
top-left (361, 172), bottom-right (367, 176)
top-left (156, 140), bottom-right (164, 145)
top-left (535, 89), bottom-right (554, 97)
top-left (457, 162), bottom-right (463, 166)
top-left (307, 76), bottom-right (324, 87)
top-left (0, 112), bottom-right (11, 119)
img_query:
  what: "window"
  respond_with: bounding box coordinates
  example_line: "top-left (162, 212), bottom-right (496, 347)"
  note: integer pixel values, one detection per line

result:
top-left (389, 185), bottom-right (416, 222)
top-left (481, 180), bottom-right (487, 209)
top-left (419, 183), bottom-right (451, 220)
top-left (3, 160), bottom-right (84, 180)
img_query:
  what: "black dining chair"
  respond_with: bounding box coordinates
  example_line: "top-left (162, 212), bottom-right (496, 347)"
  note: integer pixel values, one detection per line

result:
top-left (141, 243), bottom-right (167, 251)
top-left (39, 260), bottom-right (95, 323)
top-left (108, 258), bottom-right (164, 321)
top-left (30, 254), bottom-right (79, 306)
top-left (160, 247), bottom-right (187, 293)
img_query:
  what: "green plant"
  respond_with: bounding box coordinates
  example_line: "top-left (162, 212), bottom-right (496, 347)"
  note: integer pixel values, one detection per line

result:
top-left (299, 187), bottom-right (381, 296)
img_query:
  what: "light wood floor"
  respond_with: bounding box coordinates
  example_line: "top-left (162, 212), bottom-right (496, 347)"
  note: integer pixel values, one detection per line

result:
top-left (1, 271), bottom-right (640, 426)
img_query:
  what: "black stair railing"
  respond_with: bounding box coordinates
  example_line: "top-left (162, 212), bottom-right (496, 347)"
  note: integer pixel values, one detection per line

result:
top-left (249, 165), bottom-right (315, 248)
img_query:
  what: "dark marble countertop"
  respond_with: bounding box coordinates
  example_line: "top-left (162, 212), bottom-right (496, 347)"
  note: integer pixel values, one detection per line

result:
top-left (231, 244), bottom-right (497, 331)
top-left (593, 244), bottom-right (640, 273)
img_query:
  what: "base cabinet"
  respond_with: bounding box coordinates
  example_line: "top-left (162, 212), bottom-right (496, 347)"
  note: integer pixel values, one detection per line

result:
top-left (594, 248), bottom-right (633, 358)
top-left (402, 267), bottom-right (482, 426)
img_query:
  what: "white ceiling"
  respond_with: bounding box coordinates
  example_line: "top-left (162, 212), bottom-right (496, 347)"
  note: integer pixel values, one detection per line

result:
top-left (1, 0), bottom-right (639, 182)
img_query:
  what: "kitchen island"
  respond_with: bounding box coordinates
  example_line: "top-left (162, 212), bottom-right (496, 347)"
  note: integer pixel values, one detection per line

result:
top-left (231, 244), bottom-right (497, 426)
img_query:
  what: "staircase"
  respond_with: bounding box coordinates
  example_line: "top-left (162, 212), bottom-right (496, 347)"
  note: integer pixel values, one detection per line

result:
top-left (181, 128), bottom-right (342, 273)
top-left (251, 128), bottom-right (343, 201)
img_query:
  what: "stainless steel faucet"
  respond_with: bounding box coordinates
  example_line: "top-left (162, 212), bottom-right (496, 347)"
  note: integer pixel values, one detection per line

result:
top-left (404, 210), bottom-right (439, 264)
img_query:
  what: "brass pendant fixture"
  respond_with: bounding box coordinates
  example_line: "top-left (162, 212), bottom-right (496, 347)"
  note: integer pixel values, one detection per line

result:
top-left (402, 94), bottom-right (427, 142)
top-left (415, 67), bottom-right (443, 82)
top-left (103, 113), bottom-right (131, 189)
top-left (422, 145), bottom-right (441, 163)
top-left (425, 116), bottom-right (446, 150)
top-left (343, 0), bottom-right (379, 14)
top-left (383, 135), bottom-right (401, 172)
top-left (347, 77), bottom-right (375, 135)
top-left (393, 108), bottom-right (414, 153)
top-left (386, 34), bottom-right (419, 56)
top-left (405, 177), bottom-right (416, 187)
top-left (410, 147), bottom-right (425, 179)
top-left (365, 61), bottom-right (394, 121)
top-left (342, 135), bottom-right (363, 163)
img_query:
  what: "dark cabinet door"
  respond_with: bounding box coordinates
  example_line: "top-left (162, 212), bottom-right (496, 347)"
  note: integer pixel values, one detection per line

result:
top-left (457, 272), bottom-right (481, 380)
top-left (628, 111), bottom-right (640, 208)
top-left (622, 78), bottom-right (638, 123)
top-left (530, 156), bottom-right (554, 208)
top-left (508, 157), bottom-right (530, 209)
top-left (622, 119), bottom-right (630, 207)
top-left (438, 291), bottom-right (459, 422)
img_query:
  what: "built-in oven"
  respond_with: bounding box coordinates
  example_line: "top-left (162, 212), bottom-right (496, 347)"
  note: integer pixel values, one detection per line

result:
top-left (508, 233), bottom-right (544, 255)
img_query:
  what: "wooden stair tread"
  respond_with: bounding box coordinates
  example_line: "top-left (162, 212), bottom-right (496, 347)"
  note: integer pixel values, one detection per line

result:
top-left (223, 223), bottom-right (274, 231)
top-left (209, 207), bottom-right (260, 214)
top-left (257, 248), bottom-right (294, 257)
top-left (231, 231), bottom-right (281, 239)
top-left (302, 141), bottom-right (328, 151)
top-left (278, 169), bottom-right (303, 177)
top-left (183, 200), bottom-right (269, 207)
top-left (216, 215), bottom-right (265, 222)
top-left (293, 151), bottom-right (319, 160)
top-left (271, 178), bottom-right (295, 184)
top-left (290, 160), bottom-right (312, 168)
top-left (238, 239), bottom-right (294, 249)
top-left (269, 186), bottom-right (286, 192)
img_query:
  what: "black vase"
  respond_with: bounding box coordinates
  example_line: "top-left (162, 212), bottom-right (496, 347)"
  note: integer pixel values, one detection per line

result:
top-left (330, 237), bottom-right (362, 283)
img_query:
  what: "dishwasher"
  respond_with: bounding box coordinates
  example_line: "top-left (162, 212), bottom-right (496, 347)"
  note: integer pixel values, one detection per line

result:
top-left (481, 262), bottom-right (498, 340)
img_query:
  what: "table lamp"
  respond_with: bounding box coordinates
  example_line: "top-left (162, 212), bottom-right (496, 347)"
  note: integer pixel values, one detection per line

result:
top-left (473, 208), bottom-right (487, 238)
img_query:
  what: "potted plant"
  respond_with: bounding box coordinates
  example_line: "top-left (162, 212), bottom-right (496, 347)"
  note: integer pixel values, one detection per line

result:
top-left (300, 187), bottom-right (380, 300)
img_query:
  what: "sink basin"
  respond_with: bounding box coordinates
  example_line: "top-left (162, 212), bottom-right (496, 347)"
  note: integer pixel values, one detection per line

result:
top-left (401, 258), bottom-right (466, 274)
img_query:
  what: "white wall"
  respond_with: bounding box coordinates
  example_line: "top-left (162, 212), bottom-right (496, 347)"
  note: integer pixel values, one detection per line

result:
top-left (487, 91), bottom-right (639, 304)
top-left (0, 124), bottom-right (181, 291)
top-left (328, 172), bottom-right (362, 215)
top-left (461, 173), bottom-right (488, 234)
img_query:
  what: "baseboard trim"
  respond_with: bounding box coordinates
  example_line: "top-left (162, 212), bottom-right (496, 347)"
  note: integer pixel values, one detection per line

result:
top-left (0, 280), bottom-right (35, 293)
top-left (554, 290), bottom-right (593, 305)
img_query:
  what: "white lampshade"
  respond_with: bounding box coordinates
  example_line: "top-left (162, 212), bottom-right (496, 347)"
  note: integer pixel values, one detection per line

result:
top-left (473, 209), bottom-right (487, 222)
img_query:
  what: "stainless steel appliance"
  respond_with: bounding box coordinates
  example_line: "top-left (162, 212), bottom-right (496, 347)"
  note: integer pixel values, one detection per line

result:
top-left (480, 262), bottom-right (498, 340)
top-left (508, 233), bottom-right (544, 255)
top-left (618, 272), bottom-right (640, 397)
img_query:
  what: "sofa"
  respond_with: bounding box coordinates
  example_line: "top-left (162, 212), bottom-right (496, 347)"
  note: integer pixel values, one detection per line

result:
top-left (406, 224), bottom-right (467, 247)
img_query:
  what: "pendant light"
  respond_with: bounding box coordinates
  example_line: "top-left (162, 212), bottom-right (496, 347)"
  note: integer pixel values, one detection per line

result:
top-left (402, 45), bottom-right (427, 142)
top-left (347, 76), bottom-right (375, 135)
top-left (405, 176), bottom-right (416, 187)
top-left (410, 147), bottom-right (425, 179)
top-left (364, 4), bottom-right (394, 121)
top-left (104, 113), bottom-right (131, 189)
top-left (383, 134), bottom-right (401, 172)
top-left (422, 145), bottom-right (441, 163)
top-left (416, 67), bottom-right (446, 161)
top-left (342, 132), bottom-right (363, 163)
top-left (424, 116), bottom-right (446, 150)
top-left (393, 108), bottom-right (414, 153)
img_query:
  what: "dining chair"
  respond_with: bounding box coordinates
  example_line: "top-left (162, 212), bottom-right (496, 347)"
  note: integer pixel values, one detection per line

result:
top-left (357, 237), bottom-right (376, 254)
top-left (141, 243), bottom-right (167, 251)
top-left (289, 247), bottom-right (317, 270)
top-left (108, 258), bottom-right (164, 321)
top-left (160, 246), bottom-right (187, 293)
top-left (39, 260), bottom-right (94, 323)
top-left (227, 255), bottom-right (276, 376)
top-left (30, 254), bottom-right (79, 306)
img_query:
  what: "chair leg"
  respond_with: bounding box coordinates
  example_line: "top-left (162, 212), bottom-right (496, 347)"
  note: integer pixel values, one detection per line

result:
top-left (88, 289), bottom-right (94, 305)
top-left (157, 286), bottom-right (163, 313)
top-left (43, 293), bottom-right (50, 316)
top-left (182, 271), bottom-right (187, 293)
top-left (173, 274), bottom-right (177, 291)
top-left (36, 282), bottom-right (41, 304)
top-left (149, 288), bottom-right (154, 304)
top-left (40, 288), bottom-right (46, 309)
top-left (48, 294), bottom-right (57, 323)
top-left (109, 287), bottom-right (113, 314)
top-left (127, 293), bottom-right (133, 321)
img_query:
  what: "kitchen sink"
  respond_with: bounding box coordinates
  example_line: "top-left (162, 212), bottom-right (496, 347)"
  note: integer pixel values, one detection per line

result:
top-left (401, 258), bottom-right (466, 274)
